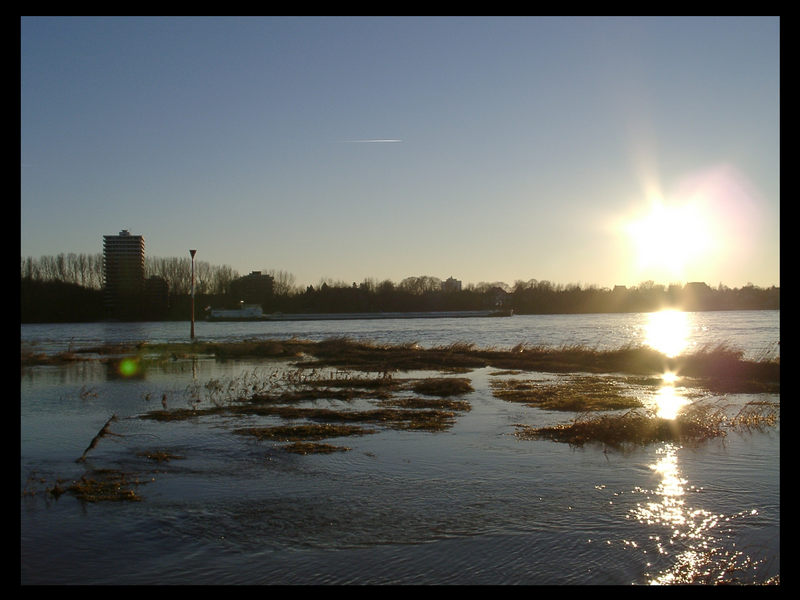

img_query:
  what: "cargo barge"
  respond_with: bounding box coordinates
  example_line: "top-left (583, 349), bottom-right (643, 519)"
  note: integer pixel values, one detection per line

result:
top-left (206, 304), bottom-right (512, 322)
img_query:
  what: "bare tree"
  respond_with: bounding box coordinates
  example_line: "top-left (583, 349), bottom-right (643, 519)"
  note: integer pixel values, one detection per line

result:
top-left (265, 269), bottom-right (297, 296)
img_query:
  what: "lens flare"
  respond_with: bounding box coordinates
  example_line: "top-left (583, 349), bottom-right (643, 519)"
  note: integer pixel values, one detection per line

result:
top-left (118, 358), bottom-right (140, 377)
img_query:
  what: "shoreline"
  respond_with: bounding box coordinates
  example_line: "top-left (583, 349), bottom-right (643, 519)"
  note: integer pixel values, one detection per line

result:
top-left (206, 309), bottom-right (512, 322)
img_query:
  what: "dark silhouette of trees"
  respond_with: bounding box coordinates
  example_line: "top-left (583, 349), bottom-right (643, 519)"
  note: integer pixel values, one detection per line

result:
top-left (145, 257), bottom-right (238, 296)
top-left (508, 280), bottom-right (779, 314)
top-left (21, 253), bottom-right (105, 289)
top-left (20, 278), bottom-right (104, 323)
top-left (20, 253), bottom-right (779, 323)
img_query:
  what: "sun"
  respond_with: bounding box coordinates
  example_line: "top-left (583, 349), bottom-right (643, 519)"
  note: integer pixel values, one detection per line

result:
top-left (623, 194), bottom-right (714, 282)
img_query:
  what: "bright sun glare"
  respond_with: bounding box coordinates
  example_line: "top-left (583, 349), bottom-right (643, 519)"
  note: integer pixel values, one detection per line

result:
top-left (644, 309), bottom-right (691, 358)
top-left (645, 310), bottom-right (692, 419)
top-left (624, 196), bottom-right (713, 282)
top-left (654, 383), bottom-right (689, 420)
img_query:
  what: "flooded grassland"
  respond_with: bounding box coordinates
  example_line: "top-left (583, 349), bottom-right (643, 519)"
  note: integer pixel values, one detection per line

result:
top-left (21, 337), bottom-right (779, 585)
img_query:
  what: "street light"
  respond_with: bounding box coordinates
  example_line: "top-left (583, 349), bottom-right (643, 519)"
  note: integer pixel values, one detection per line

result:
top-left (190, 249), bottom-right (196, 340)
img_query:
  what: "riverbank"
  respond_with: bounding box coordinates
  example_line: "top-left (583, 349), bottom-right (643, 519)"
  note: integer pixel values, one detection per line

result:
top-left (207, 309), bottom-right (512, 322)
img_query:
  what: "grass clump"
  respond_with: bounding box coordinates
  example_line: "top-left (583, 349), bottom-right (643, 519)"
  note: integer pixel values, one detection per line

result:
top-left (141, 402), bottom-right (464, 432)
top-left (408, 377), bottom-right (474, 397)
top-left (140, 406), bottom-right (227, 421)
top-left (234, 423), bottom-right (375, 442)
top-left (139, 366), bottom-right (471, 435)
top-left (491, 376), bottom-right (642, 411)
top-left (515, 400), bottom-right (778, 449)
top-left (62, 469), bottom-right (146, 502)
top-left (20, 349), bottom-right (84, 366)
top-left (136, 450), bottom-right (185, 463)
top-left (380, 397), bottom-right (471, 411)
top-left (282, 442), bottom-right (351, 454)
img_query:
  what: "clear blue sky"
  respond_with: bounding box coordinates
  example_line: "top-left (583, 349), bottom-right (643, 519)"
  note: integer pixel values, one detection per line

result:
top-left (21, 16), bottom-right (779, 289)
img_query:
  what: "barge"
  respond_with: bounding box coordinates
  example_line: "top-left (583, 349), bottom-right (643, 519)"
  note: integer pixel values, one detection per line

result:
top-left (206, 304), bottom-right (512, 322)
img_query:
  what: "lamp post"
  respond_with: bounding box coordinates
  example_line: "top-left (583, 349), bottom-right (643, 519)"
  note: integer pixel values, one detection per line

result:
top-left (190, 249), bottom-right (196, 340)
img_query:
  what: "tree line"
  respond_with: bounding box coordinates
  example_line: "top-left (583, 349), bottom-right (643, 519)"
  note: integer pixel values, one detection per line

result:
top-left (20, 254), bottom-right (779, 323)
top-left (21, 253), bottom-right (241, 295)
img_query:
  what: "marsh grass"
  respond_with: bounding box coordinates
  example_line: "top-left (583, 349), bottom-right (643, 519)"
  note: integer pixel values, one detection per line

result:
top-left (515, 399), bottom-right (779, 448)
top-left (144, 396), bottom-right (463, 434)
top-left (130, 338), bottom-right (778, 451)
top-left (187, 367), bottom-right (400, 409)
top-left (136, 450), bottom-right (185, 463)
top-left (234, 423), bottom-right (374, 442)
top-left (728, 400), bottom-right (780, 431)
top-left (31, 335), bottom-right (779, 508)
top-left (140, 364), bottom-right (471, 438)
top-left (60, 469), bottom-right (146, 502)
top-left (491, 376), bottom-right (643, 411)
top-left (20, 349), bottom-right (84, 365)
top-left (282, 442), bottom-right (351, 454)
top-left (23, 338), bottom-right (778, 394)
top-left (380, 397), bottom-right (472, 411)
top-left (243, 406), bottom-right (460, 431)
top-left (408, 377), bottom-right (474, 397)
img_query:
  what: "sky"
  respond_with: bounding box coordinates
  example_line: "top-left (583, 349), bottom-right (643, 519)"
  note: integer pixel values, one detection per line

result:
top-left (20, 16), bottom-right (780, 290)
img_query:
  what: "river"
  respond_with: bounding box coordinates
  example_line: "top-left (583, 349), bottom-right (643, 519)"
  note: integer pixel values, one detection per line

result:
top-left (20, 310), bottom-right (780, 585)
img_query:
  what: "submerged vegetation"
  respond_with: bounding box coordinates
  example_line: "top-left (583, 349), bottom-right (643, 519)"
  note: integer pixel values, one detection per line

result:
top-left (22, 337), bottom-right (779, 395)
top-left (125, 339), bottom-right (777, 455)
top-left (490, 375), bottom-right (646, 411)
top-left (234, 423), bottom-right (375, 442)
top-left (22, 336), bottom-right (779, 507)
top-left (23, 468), bottom-right (149, 503)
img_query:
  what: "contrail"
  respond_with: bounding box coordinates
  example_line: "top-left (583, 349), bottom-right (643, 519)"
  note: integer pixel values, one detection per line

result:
top-left (342, 139), bottom-right (403, 143)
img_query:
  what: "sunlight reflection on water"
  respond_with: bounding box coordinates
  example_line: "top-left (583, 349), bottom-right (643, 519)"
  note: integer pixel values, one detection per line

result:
top-left (644, 309), bottom-right (691, 357)
top-left (625, 443), bottom-right (771, 585)
top-left (653, 378), bottom-right (691, 420)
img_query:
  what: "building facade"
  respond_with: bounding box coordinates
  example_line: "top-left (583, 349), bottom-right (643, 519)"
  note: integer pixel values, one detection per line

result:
top-left (103, 229), bottom-right (146, 319)
top-left (442, 276), bottom-right (462, 293)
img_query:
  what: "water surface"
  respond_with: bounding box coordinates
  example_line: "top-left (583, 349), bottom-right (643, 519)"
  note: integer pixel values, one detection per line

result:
top-left (20, 311), bottom-right (780, 584)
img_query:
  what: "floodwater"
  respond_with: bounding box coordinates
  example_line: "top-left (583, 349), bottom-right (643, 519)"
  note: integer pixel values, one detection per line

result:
top-left (20, 311), bottom-right (779, 585)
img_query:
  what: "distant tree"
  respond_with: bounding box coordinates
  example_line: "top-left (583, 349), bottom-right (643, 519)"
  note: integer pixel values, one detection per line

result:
top-left (264, 269), bottom-right (298, 296)
top-left (20, 253), bottom-right (104, 289)
top-left (399, 275), bottom-right (442, 294)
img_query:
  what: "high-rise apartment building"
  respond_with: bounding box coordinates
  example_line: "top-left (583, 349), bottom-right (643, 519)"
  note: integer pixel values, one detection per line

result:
top-left (103, 229), bottom-right (145, 318)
